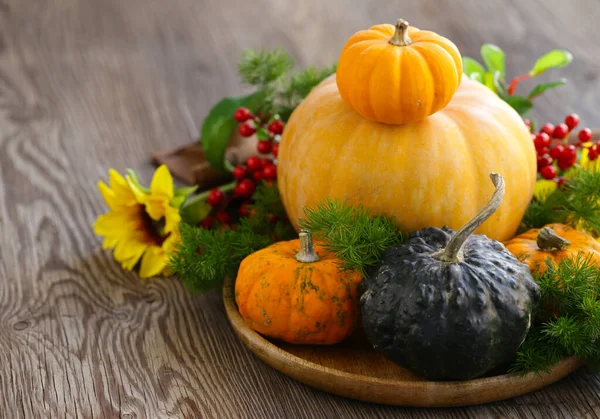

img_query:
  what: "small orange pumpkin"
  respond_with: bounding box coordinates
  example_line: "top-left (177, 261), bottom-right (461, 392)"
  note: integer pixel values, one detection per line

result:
top-left (504, 223), bottom-right (600, 274)
top-left (235, 231), bottom-right (362, 345)
top-left (336, 18), bottom-right (462, 125)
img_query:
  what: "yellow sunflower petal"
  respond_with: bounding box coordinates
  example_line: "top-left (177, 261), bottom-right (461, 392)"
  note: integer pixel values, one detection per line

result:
top-left (164, 205), bottom-right (181, 234)
top-left (98, 181), bottom-right (119, 210)
top-left (127, 175), bottom-right (149, 204)
top-left (114, 237), bottom-right (148, 266)
top-left (150, 165), bottom-right (174, 201)
top-left (109, 169), bottom-right (137, 205)
top-left (162, 231), bottom-right (181, 254)
top-left (139, 246), bottom-right (167, 278)
top-left (144, 198), bottom-right (167, 221)
top-left (120, 252), bottom-right (143, 271)
top-left (102, 236), bottom-right (120, 250)
top-left (94, 209), bottom-right (141, 237)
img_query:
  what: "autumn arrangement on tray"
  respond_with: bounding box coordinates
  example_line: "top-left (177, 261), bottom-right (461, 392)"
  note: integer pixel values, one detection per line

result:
top-left (94, 17), bottom-right (600, 404)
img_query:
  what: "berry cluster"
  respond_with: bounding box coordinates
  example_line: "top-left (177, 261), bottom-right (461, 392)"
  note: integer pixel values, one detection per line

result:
top-left (528, 113), bottom-right (594, 182)
top-left (199, 107), bottom-right (283, 229)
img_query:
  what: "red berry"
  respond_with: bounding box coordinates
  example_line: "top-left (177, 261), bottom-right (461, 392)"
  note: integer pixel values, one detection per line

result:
top-left (561, 145), bottom-right (577, 160)
top-left (523, 119), bottom-right (531, 128)
top-left (556, 177), bottom-right (567, 188)
top-left (589, 145), bottom-right (599, 161)
top-left (239, 202), bottom-right (251, 217)
top-left (537, 155), bottom-right (553, 170)
top-left (553, 123), bottom-right (569, 139)
top-left (233, 165), bottom-right (248, 180)
top-left (540, 123), bottom-right (555, 136)
top-left (234, 107), bottom-right (252, 123)
top-left (260, 158), bottom-right (272, 168)
top-left (557, 157), bottom-right (576, 171)
top-left (252, 170), bottom-right (263, 183)
top-left (262, 164), bottom-right (277, 180)
top-left (550, 145), bottom-right (565, 159)
top-left (579, 128), bottom-right (593, 142)
top-left (564, 114), bottom-right (580, 130)
top-left (268, 120), bottom-right (284, 135)
top-left (246, 156), bottom-right (262, 171)
top-left (534, 132), bottom-right (551, 150)
top-left (206, 189), bottom-right (224, 207)
top-left (268, 213), bottom-right (278, 223)
top-left (234, 179), bottom-right (255, 197)
top-left (540, 165), bottom-right (557, 180)
top-left (257, 140), bottom-right (272, 155)
top-left (271, 143), bottom-right (279, 157)
top-left (239, 122), bottom-right (256, 137)
top-left (200, 216), bottom-right (214, 229)
top-left (216, 211), bottom-right (231, 225)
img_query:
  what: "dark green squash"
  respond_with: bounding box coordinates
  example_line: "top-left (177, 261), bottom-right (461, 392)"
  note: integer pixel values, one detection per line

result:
top-left (360, 173), bottom-right (540, 381)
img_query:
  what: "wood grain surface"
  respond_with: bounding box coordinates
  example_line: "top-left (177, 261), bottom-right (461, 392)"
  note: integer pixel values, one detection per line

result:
top-left (0, 0), bottom-right (599, 418)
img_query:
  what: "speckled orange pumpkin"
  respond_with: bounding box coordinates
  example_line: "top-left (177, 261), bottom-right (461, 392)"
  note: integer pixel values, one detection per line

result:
top-left (504, 223), bottom-right (600, 274)
top-left (235, 231), bottom-right (363, 345)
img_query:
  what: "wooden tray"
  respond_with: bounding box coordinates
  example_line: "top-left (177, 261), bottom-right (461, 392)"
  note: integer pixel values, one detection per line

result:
top-left (223, 277), bottom-right (583, 407)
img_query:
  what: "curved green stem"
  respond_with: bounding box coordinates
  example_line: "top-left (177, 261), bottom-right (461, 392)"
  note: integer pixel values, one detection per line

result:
top-left (435, 173), bottom-right (505, 263)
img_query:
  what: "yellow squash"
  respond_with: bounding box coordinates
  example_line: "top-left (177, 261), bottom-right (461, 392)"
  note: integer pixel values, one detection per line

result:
top-left (277, 75), bottom-right (535, 242)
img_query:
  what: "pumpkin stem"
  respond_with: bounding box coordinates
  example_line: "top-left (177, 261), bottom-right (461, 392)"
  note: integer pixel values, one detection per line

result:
top-left (435, 173), bottom-right (506, 263)
top-left (537, 227), bottom-right (570, 251)
top-left (389, 18), bottom-right (412, 46)
top-left (295, 230), bottom-right (320, 263)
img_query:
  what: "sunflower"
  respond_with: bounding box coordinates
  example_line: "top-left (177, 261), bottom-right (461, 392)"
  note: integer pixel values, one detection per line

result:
top-left (93, 165), bottom-right (184, 278)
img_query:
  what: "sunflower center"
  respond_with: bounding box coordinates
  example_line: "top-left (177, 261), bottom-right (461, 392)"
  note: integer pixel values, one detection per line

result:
top-left (140, 206), bottom-right (170, 246)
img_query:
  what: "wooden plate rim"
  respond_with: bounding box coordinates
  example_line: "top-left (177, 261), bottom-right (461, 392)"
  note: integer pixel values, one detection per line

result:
top-left (223, 275), bottom-right (583, 406)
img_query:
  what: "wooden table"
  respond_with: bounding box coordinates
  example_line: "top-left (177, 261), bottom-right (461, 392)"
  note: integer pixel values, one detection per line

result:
top-left (1, 0), bottom-right (599, 417)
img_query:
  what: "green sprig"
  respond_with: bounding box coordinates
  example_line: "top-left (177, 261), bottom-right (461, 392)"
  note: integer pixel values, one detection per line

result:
top-left (238, 48), bottom-right (295, 87)
top-left (511, 255), bottom-right (600, 375)
top-left (523, 167), bottom-right (600, 235)
top-left (238, 48), bottom-right (336, 120)
top-left (298, 199), bottom-right (403, 276)
top-left (169, 183), bottom-right (295, 292)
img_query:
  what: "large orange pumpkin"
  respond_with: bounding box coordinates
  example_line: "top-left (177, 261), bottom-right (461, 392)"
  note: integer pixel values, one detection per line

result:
top-left (277, 75), bottom-right (536, 242)
top-left (337, 18), bottom-right (462, 125)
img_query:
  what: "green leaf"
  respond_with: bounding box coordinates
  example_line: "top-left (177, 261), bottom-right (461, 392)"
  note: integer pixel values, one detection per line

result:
top-left (126, 169), bottom-right (150, 193)
top-left (529, 50), bottom-right (573, 76)
top-left (201, 92), bottom-right (263, 171)
top-left (174, 185), bottom-right (198, 198)
top-left (468, 72), bottom-right (483, 83)
top-left (480, 44), bottom-right (505, 78)
top-left (503, 95), bottom-right (533, 116)
top-left (527, 79), bottom-right (567, 99)
top-left (462, 56), bottom-right (486, 78)
top-left (171, 185), bottom-right (198, 209)
top-left (257, 127), bottom-right (270, 140)
top-left (483, 71), bottom-right (505, 94)
top-left (170, 195), bottom-right (187, 209)
top-left (180, 195), bottom-right (213, 226)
